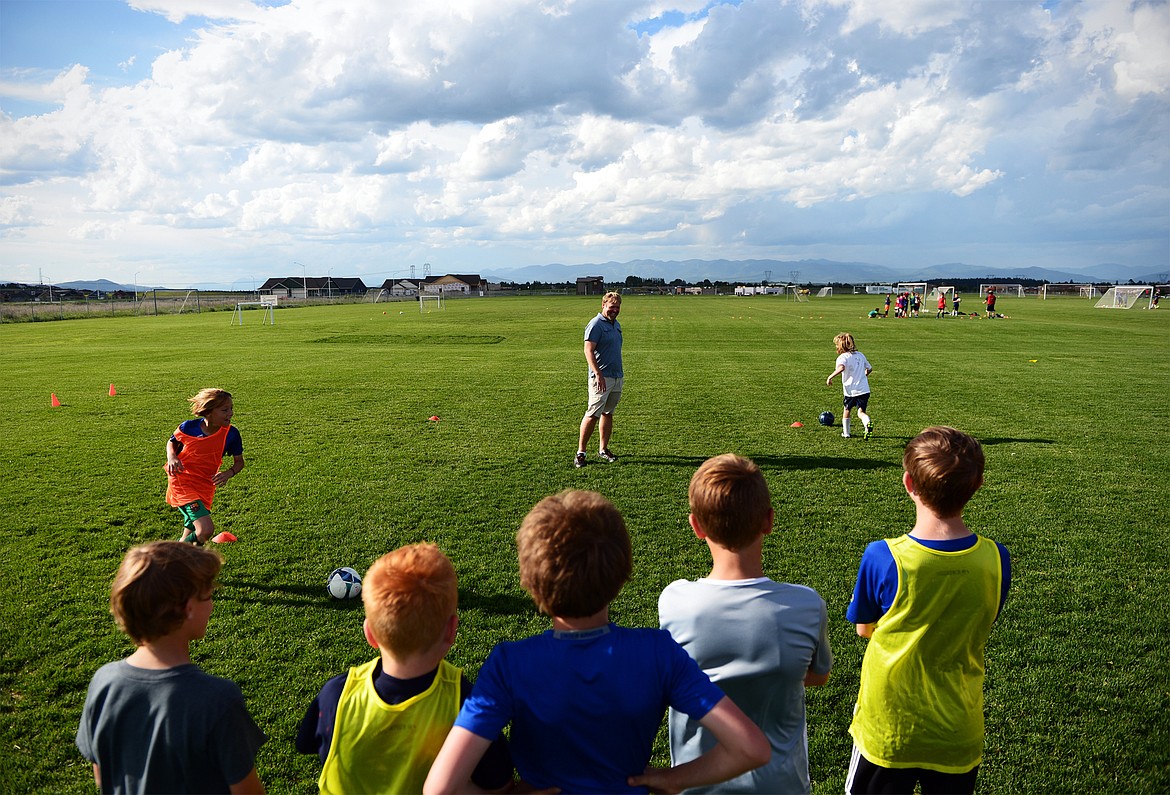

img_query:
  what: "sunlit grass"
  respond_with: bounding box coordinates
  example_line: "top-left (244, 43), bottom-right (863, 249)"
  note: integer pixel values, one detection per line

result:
top-left (1, 295), bottom-right (1167, 793)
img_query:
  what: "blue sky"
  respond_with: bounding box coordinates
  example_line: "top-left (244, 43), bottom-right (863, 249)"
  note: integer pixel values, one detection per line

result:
top-left (1, 0), bottom-right (1167, 287)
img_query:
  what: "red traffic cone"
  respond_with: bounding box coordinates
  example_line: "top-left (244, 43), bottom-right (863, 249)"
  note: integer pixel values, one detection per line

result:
top-left (790, 421), bottom-right (803, 427)
top-left (212, 532), bottom-right (238, 544)
top-left (51, 393), bottom-right (61, 407)
top-left (428, 415), bottom-right (440, 422)
top-left (109, 384), bottom-right (117, 397)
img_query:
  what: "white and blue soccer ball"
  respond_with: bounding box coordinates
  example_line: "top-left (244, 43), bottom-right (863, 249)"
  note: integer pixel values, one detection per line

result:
top-left (326, 567), bottom-right (362, 599)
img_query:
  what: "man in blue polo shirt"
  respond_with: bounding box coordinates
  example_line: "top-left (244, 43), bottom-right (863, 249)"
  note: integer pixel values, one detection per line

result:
top-left (575, 292), bottom-right (623, 468)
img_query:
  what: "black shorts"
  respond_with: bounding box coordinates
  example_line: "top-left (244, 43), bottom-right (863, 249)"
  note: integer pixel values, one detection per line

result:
top-left (847, 747), bottom-right (978, 795)
top-left (844, 393), bottom-right (870, 412)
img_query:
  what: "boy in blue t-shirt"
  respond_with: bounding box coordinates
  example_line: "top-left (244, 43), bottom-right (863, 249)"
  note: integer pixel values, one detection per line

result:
top-left (424, 490), bottom-right (770, 794)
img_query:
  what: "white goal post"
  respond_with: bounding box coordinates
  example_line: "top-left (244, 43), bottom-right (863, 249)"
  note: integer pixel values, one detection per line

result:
top-left (928, 285), bottom-right (955, 299)
top-left (1095, 286), bottom-right (1152, 309)
top-left (897, 282), bottom-right (928, 296)
top-left (419, 292), bottom-right (445, 312)
top-left (979, 283), bottom-right (1024, 298)
top-left (815, 286), bottom-right (833, 298)
top-left (787, 285), bottom-right (809, 302)
top-left (1041, 283), bottom-right (1099, 299)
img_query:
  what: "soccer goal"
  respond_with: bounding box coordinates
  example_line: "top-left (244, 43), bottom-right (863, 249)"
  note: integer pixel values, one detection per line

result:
top-left (419, 292), bottom-right (445, 312)
top-left (979, 284), bottom-right (1024, 298)
top-left (928, 286), bottom-right (955, 299)
top-left (815, 287), bottom-right (833, 298)
top-left (897, 282), bottom-right (928, 297)
top-left (1095, 286), bottom-right (1152, 309)
top-left (787, 285), bottom-right (809, 302)
top-left (1040, 283), bottom-right (1099, 299)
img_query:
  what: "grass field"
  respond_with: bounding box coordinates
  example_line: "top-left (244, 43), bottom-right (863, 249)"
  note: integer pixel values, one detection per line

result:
top-left (2, 294), bottom-right (1168, 794)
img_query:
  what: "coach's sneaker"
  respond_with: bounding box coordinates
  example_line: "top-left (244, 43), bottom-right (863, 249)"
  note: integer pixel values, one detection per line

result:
top-left (599, 448), bottom-right (619, 463)
top-left (864, 421), bottom-right (874, 440)
top-left (841, 433), bottom-right (851, 438)
top-left (574, 452), bottom-right (587, 469)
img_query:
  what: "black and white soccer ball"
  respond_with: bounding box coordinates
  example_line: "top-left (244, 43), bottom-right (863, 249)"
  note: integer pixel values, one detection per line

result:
top-left (326, 567), bottom-right (362, 599)
top-left (818, 411), bottom-right (835, 426)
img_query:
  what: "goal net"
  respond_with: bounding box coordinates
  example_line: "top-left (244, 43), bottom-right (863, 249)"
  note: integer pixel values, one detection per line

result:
top-left (897, 282), bottom-right (928, 296)
top-left (1040, 284), bottom-right (1099, 299)
top-left (815, 287), bottom-right (832, 298)
top-left (928, 286), bottom-right (955, 299)
top-left (787, 285), bottom-right (809, 302)
top-left (419, 292), bottom-right (445, 312)
top-left (979, 284), bottom-right (1024, 298)
top-left (1095, 286), bottom-right (1152, 309)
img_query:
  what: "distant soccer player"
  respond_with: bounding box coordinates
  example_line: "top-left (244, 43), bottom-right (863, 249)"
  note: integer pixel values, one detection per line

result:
top-left (164, 388), bottom-right (244, 544)
top-left (936, 291), bottom-right (947, 318)
top-left (845, 427), bottom-right (1011, 795)
top-left (826, 333), bottom-right (874, 439)
top-left (985, 288), bottom-right (997, 317)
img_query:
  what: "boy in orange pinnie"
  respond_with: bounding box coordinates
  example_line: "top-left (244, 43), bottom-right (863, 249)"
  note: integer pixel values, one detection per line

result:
top-left (165, 388), bottom-right (244, 545)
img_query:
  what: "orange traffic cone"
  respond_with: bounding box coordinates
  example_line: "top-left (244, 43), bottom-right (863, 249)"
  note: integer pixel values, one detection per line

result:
top-left (109, 384), bottom-right (117, 397)
top-left (51, 393), bottom-right (61, 407)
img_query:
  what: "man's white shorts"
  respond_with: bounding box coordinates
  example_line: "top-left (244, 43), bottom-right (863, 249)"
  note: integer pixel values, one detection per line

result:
top-left (585, 374), bottom-right (623, 417)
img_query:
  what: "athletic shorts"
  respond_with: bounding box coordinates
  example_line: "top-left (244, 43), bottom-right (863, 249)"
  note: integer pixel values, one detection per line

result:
top-left (585, 373), bottom-right (623, 417)
top-left (843, 392), bottom-right (870, 412)
top-left (177, 500), bottom-right (211, 529)
top-left (846, 746), bottom-right (978, 795)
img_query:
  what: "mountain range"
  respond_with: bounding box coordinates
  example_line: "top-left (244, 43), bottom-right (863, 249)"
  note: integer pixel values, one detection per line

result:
top-left (45, 260), bottom-right (1170, 293)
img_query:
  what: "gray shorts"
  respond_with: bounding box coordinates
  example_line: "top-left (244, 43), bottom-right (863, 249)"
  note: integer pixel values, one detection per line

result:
top-left (585, 373), bottom-right (623, 417)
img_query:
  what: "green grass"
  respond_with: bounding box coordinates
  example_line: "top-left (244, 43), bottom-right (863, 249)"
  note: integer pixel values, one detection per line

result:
top-left (1, 295), bottom-right (1168, 793)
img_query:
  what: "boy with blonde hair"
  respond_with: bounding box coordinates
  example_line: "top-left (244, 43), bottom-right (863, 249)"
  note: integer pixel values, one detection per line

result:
top-left (660, 454), bottom-right (833, 794)
top-left (76, 541), bottom-right (267, 794)
top-left (296, 543), bottom-right (511, 794)
top-left (845, 427), bottom-right (1011, 795)
top-left (425, 490), bottom-right (770, 794)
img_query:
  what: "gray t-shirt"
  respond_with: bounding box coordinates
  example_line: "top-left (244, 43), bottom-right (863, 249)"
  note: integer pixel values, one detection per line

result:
top-left (76, 660), bottom-right (267, 794)
top-left (659, 577), bottom-right (832, 795)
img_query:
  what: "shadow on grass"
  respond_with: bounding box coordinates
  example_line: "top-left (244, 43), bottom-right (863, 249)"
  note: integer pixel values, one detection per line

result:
top-left (616, 454), bottom-right (901, 472)
top-left (980, 437), bottom-right (1056, 446)
top-left (751, 454), bottom-right (901, 472)
top-left (459, 588), bottom-right (537, 617)
top-left (217, 577), bottom-right (358, 609)
top-left (215, 576), bottom-right (535, 617)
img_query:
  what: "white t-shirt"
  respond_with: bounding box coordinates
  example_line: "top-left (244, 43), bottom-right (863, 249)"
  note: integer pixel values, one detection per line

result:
top-left (836, 351), bottom-right (871, 397)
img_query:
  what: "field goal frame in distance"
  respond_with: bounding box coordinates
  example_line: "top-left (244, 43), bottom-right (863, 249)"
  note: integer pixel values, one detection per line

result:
top-left (896, 282), bottom-right (928, 297)
top-left (786, 285), bottom-right (809, 302)
top-left (979, 283), bottom-right (1024, 298)
top-left (230, 294), bottom-right (277, 326)
top-left (1041, 283), bottom-right (1099, 299)
top-left (1095, 285), bottom-right (1153, 309)
top-left (419, 292), bottom-right (444, 312)
top-left (815, 286), bottom-right (833, 298)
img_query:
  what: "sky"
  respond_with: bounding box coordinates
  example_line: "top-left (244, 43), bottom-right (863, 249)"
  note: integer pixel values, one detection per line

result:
top-left (1, 0), bottom-right (1168, 288)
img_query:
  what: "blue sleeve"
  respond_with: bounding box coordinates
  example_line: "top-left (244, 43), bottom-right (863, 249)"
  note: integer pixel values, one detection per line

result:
top-left (663, 632), bottom-right (724, 721)
top-left (295, 673), bottom-right (347, 762)
top-left (454, 645), bottom-right (513, 741)
top-left (224, 427), bottom-right (243, 456)
top-left (846, 540), bottom-right (898, 625)
top-left (584, 315), bottom-right (600, 343)
top-left (997, 542), bottom-right (1011, 618)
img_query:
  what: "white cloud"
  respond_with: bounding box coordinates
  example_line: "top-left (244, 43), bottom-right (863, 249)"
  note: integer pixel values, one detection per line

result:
top-left (0, 0), bottom-right (1166, 285)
